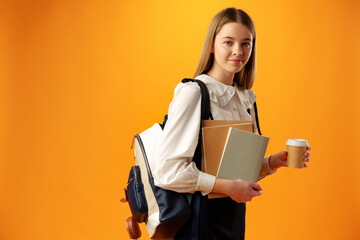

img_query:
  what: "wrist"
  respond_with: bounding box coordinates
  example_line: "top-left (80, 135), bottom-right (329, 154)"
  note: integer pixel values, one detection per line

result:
top-left (212, 178), bottom-right (232, 195)
top-left (269, 155), bottom-right (276, 171)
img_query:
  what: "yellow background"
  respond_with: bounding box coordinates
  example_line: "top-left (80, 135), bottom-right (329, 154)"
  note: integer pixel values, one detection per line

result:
top-left (1, 0), bottom-right (359, 239)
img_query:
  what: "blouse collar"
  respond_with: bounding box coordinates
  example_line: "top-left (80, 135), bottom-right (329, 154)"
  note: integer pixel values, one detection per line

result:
top-left (195, 74), bottom-right (256, 109)
top-left (194, 74), bottom-right (236, 107)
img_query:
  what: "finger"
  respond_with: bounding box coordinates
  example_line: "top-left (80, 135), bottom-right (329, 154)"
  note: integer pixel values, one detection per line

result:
top-left (304, 157), bottom-right (310, 162)
top-left (304, 163), bottom-right (308, 168)
top-left (281, 159), bottom-right (288, 167)
top-left (250, 182), bottom-right (262, 191)
top-left (306, 146), bottom-right (311, 151)
top-left (281, 150), bottom-right (288, 160)
top-left (304, 152), bottom-right (310, 157)
top-left (250, 189), bottom-right (262, 198)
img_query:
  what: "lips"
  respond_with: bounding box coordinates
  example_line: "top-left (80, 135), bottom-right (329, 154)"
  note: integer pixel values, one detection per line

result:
top-left (229, 59), bottom-right (243, 65)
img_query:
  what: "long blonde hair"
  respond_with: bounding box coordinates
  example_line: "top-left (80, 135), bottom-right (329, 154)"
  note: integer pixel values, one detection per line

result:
top-left (194, 8), bottom-right (256, 90)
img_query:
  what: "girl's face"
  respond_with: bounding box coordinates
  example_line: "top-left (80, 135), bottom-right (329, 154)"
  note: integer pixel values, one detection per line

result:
top-left (211, 22), bottom-right (253, 79)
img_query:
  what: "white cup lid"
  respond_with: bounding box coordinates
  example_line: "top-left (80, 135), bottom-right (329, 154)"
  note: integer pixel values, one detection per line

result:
top-left (286, 138), bottom-right (308, 147)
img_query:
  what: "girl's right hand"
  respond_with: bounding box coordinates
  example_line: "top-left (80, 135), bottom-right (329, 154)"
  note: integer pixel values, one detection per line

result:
top-left (212, 178), bottom-right (262, 203)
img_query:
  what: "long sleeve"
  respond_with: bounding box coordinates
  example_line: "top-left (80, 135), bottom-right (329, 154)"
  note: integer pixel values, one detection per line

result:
top-left (152, 82), bottom-right (216, 194)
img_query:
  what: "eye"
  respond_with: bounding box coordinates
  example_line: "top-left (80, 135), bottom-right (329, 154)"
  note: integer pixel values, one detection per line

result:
top-left (242, 42), bottom-right (251, 48)
top-left (224, 41), bottom-right (233, 46)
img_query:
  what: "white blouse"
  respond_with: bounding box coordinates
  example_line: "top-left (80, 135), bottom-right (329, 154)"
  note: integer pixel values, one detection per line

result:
top-left (153, 74), bottom-right (276, 195)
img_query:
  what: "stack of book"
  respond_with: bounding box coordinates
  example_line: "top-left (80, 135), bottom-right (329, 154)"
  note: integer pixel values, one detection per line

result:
top-left (201, 120), bottom-right (269, 198)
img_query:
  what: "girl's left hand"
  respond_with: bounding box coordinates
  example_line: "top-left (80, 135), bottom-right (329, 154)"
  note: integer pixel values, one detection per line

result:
top-left (269, 146), bottom-right (311, 171)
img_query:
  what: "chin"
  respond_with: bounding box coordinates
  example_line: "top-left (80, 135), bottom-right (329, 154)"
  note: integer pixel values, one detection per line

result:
top-left (231, 68), bottom-right (243, 73)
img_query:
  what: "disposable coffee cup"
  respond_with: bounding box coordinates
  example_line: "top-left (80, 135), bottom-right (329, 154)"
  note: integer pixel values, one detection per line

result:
top-left (286, 139), bottom-right (309, 169)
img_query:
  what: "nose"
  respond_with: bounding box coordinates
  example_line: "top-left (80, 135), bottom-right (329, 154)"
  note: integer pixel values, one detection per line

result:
top-left (233, 44), bottom-right (243, 56)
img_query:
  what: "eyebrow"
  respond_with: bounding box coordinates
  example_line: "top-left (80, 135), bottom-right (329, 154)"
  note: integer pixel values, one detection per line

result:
top-left (222, 36), bottom-right (252, 41)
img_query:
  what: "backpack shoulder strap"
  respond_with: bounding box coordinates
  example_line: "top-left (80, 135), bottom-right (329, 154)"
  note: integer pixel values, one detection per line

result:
top-left (253, 101), bottom-right (262, 135)
top-left (181, 78), bottom-right (213, 121)
top-left (159, 79), bottom-right (213, 130)
top-left (247, 101), bottom-right (262, 135)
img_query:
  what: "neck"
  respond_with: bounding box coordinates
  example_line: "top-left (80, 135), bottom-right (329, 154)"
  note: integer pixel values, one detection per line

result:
top-left (207, 68), bottom-right (235, 86)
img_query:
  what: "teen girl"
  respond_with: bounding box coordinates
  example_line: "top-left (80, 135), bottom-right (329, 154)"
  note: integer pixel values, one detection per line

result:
top-left (153, 8), bottom-right (311, 240)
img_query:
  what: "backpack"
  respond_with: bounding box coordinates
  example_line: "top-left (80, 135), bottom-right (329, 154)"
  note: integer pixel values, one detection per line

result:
top-left (123, 79), bottom-right (212, 239)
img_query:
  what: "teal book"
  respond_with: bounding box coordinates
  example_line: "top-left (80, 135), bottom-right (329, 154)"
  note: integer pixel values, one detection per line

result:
top-left (217, 127), bottom-right (270, 183)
